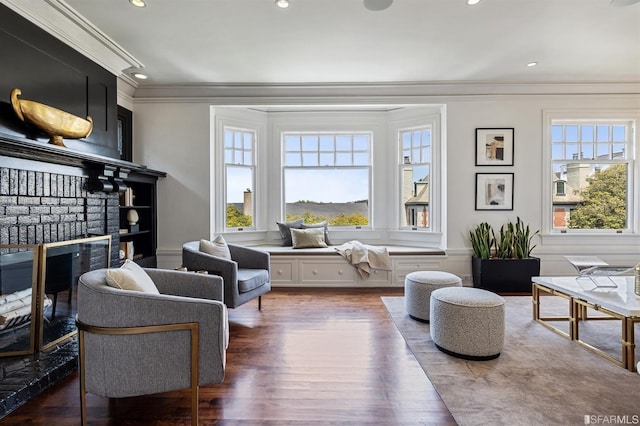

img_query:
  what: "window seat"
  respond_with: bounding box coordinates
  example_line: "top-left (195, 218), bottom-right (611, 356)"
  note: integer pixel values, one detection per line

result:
top-left (251, 244), bottom-right (447, 288)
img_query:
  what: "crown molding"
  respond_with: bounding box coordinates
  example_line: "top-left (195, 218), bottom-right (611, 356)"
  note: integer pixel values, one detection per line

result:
top-left (131, 81), bottom-right (640, 103)
top-left (0, 0), bottom-right (143, 76)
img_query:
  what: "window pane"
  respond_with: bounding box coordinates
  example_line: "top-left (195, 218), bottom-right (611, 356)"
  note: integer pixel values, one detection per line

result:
top-left (551, 125), bottom-right (563, 143)
top-left (224, 131), bottom-right (233, 147)
top-left (243, 133), bottom-right (252, 149)
top-left (302, 136), bottom-right (318, 151)
top-left (243, 151), bottom-right (252, 164)
top-left (597, 144), bottom-right (609, 158)
top-left (336, 136), bottom-right (351, 151)
top-left (613, 145), bottom-right (625, 159)
top-left (302, 153), bottom-right (318, 166)
top-left (422, 130), bottom-right (431, 145)
top-left (596, 125), bottom-right (609, 142)
top-left (285, 136), bottom-right (300, 151)
top-left (353, 152), bottom-right (368, 166)
top-left (225, 149), bottom-right (233, 163)
top-left (285, 152), bottom-right (300, 166)
top-left (552, 162), bottom-right (627, 230)
top-left (551, 143), bottom-right (564, 160)
top-left (353, 135), bottom-right (368, 151)
top-left (612, 125), bottom-right (626, 142)
top-left (319, 152), bottom-right (334, 166)
top-left (581, 143), bottom-right (594, 160)
top-left (566, 126), bottom-right (578, 142)
top-left (284, 168), bottom-right (369, 226)
top-left (226, 166), bottom-right (253, 228)
top-left (403, 133), bottom-right (411, 149)
top-left (319, 135), bottom-right (334, 151)
top-left (335, 152), bottom-right (351, 165)
top-left (581, 125), bottom-right (594, 142)
top-left (401, 164), bottom-right (430, 228)
top-left (566, 144), bottom-right (578, 160)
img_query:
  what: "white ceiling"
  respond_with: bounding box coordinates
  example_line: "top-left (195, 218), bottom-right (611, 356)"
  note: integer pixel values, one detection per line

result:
top-left (27, 0), bottom-right (640, 86)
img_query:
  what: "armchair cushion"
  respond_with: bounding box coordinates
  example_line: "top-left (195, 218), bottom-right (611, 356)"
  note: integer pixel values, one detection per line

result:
top-left (105, 259), bottom-right (159, 294)
top-left (237, 268), bottom-right (270, 293)
top-left (199, 235), bottom-right (231, 259)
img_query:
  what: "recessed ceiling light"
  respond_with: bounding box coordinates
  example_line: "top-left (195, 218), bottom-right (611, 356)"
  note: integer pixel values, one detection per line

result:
top-left (130, 0), bottom-right (146, 7)
top-left (527, 62), bottom-right (538, 67)
top-left (467, 0), bottom-right (481, 5)
top-left (275, 0), bottom-right (289, 8)
top-left (133, 72), bottom-right (148, 80)
top-left (364, 0), bottom-right (393, 11)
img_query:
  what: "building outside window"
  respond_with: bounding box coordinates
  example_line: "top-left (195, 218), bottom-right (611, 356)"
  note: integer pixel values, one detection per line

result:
top-left (400, 126), bottom-right (431, 229)
top-left (549, 119), bottom-right (634, 231)
top-left (282, 132), bottom-right (371, 226)
top-left (224, 127), bottom-right (256, 229)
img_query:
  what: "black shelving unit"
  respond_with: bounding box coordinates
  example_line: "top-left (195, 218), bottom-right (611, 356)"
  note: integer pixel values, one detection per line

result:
top-left (118, 169), bottom-right (164, 268)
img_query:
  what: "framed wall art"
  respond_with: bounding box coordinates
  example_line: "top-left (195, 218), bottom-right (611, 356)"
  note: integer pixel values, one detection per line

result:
top-left (475, 128), bottom-right (514, 166)
top-left (475, 173), bottom-right (514, 211)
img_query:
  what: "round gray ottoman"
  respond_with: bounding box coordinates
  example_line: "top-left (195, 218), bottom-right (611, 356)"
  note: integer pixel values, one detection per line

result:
top-left (430, 287), bottom-right (505, 360)
top-left (404, 271), bottom-right (462, 322)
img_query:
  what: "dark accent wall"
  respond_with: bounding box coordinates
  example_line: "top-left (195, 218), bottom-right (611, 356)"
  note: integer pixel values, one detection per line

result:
top-left (0, 3), bottom-right (119, 158)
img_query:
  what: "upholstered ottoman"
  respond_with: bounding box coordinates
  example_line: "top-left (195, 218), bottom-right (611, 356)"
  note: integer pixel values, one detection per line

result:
top-left (430, 287), bottom-right (505, 360)
top-left (404, 271), bottom-right (462, 322)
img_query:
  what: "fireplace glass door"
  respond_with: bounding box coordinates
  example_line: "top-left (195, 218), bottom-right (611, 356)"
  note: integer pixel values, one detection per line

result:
top-left (0, 245), bottom-right (38, 357)
top-left (0, 235), bottom-right (111, 357)
top-left (39, 235), bottom-right (111, 351)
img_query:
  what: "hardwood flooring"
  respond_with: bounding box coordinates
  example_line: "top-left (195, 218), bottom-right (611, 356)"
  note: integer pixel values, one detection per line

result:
top-left (4, 288), bottom-right (455, 425)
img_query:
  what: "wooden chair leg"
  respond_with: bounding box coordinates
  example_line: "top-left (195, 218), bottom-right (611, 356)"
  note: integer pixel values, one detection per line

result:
top-left (258, 295), bottom-right (262, 311)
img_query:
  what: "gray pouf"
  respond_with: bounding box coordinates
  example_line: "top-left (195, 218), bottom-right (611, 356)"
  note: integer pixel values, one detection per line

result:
top-left (430, 287), bottom-right (505, 360)
top-left (404, 271), bottom-right (462, 322)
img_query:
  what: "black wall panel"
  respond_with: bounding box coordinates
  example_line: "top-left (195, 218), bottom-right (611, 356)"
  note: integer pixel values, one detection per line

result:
top-left (0, 4), bottom-right (119, 159)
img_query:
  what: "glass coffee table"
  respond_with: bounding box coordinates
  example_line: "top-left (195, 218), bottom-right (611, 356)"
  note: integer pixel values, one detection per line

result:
top-left (532, 276), bottom-right (640, 371)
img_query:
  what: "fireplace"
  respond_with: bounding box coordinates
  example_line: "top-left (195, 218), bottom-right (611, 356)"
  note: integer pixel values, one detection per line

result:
top-left (0, 158), bottom-right (124, 417)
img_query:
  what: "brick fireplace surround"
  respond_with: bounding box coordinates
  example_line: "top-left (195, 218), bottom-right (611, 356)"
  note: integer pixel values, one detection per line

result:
top-left (0, 151), bottom-right (123, 418)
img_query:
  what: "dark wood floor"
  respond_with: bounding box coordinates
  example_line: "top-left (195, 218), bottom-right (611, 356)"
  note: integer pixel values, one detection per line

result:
top-left (4, 287), bottom-right (455, 425)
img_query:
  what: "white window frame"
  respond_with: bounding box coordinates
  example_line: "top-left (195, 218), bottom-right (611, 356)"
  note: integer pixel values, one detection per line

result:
top-left (281, 131), bottom-right (373, 228)
top-left (542, 109), bottom-right (639, 238)
top-left (212, 108), bottom-right (267, 235)
top-left (387, 108), bottom-right (444, 248)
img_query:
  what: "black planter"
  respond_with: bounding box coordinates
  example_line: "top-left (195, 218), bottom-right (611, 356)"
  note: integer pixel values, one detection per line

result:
top-left (471, 256), bottom-right (541, 293)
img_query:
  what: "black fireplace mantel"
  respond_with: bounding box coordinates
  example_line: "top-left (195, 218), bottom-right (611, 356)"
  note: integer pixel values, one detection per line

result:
top-left (0, 135), bottom-right (166, 181)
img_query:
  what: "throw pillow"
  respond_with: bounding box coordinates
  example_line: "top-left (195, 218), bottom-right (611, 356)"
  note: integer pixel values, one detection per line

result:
top-left (276, 219), bottom-right (304, 246)
top-left (301, 221), bottom-right (331, 245)
top-left (291, 227), bottom-right (328, 249)
top-left (106, 259), bottom-right (160, 294)
top-left (199, 235), bottom-right (231, 259)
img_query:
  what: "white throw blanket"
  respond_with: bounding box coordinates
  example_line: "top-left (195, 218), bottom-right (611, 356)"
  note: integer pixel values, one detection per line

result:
top-left (334, 240), bottom-right (392, 279)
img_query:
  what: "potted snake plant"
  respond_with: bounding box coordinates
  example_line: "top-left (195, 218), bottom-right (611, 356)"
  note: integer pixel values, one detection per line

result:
top-left (470, 217), bottom-right (540, 293)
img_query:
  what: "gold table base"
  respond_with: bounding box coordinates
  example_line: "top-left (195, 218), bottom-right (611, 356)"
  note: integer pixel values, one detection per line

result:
top-left (533, 283), bottom-right (638, 372)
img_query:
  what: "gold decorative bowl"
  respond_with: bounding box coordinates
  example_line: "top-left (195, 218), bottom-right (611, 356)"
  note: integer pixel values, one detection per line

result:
top-left (10, 88), bottom-right (93, 147)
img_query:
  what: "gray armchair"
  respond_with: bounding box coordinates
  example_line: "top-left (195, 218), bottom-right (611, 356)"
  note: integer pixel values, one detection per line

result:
top-left (76, 268), bottom-right (228, 426)
top-left (182, 241), bottom-right (271, 310)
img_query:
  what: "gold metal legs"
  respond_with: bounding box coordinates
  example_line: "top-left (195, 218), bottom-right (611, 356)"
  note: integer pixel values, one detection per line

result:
top-left (76, 320), bottom-right (200, 425)
top-left (532, 284), bottom-right (638, 372)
